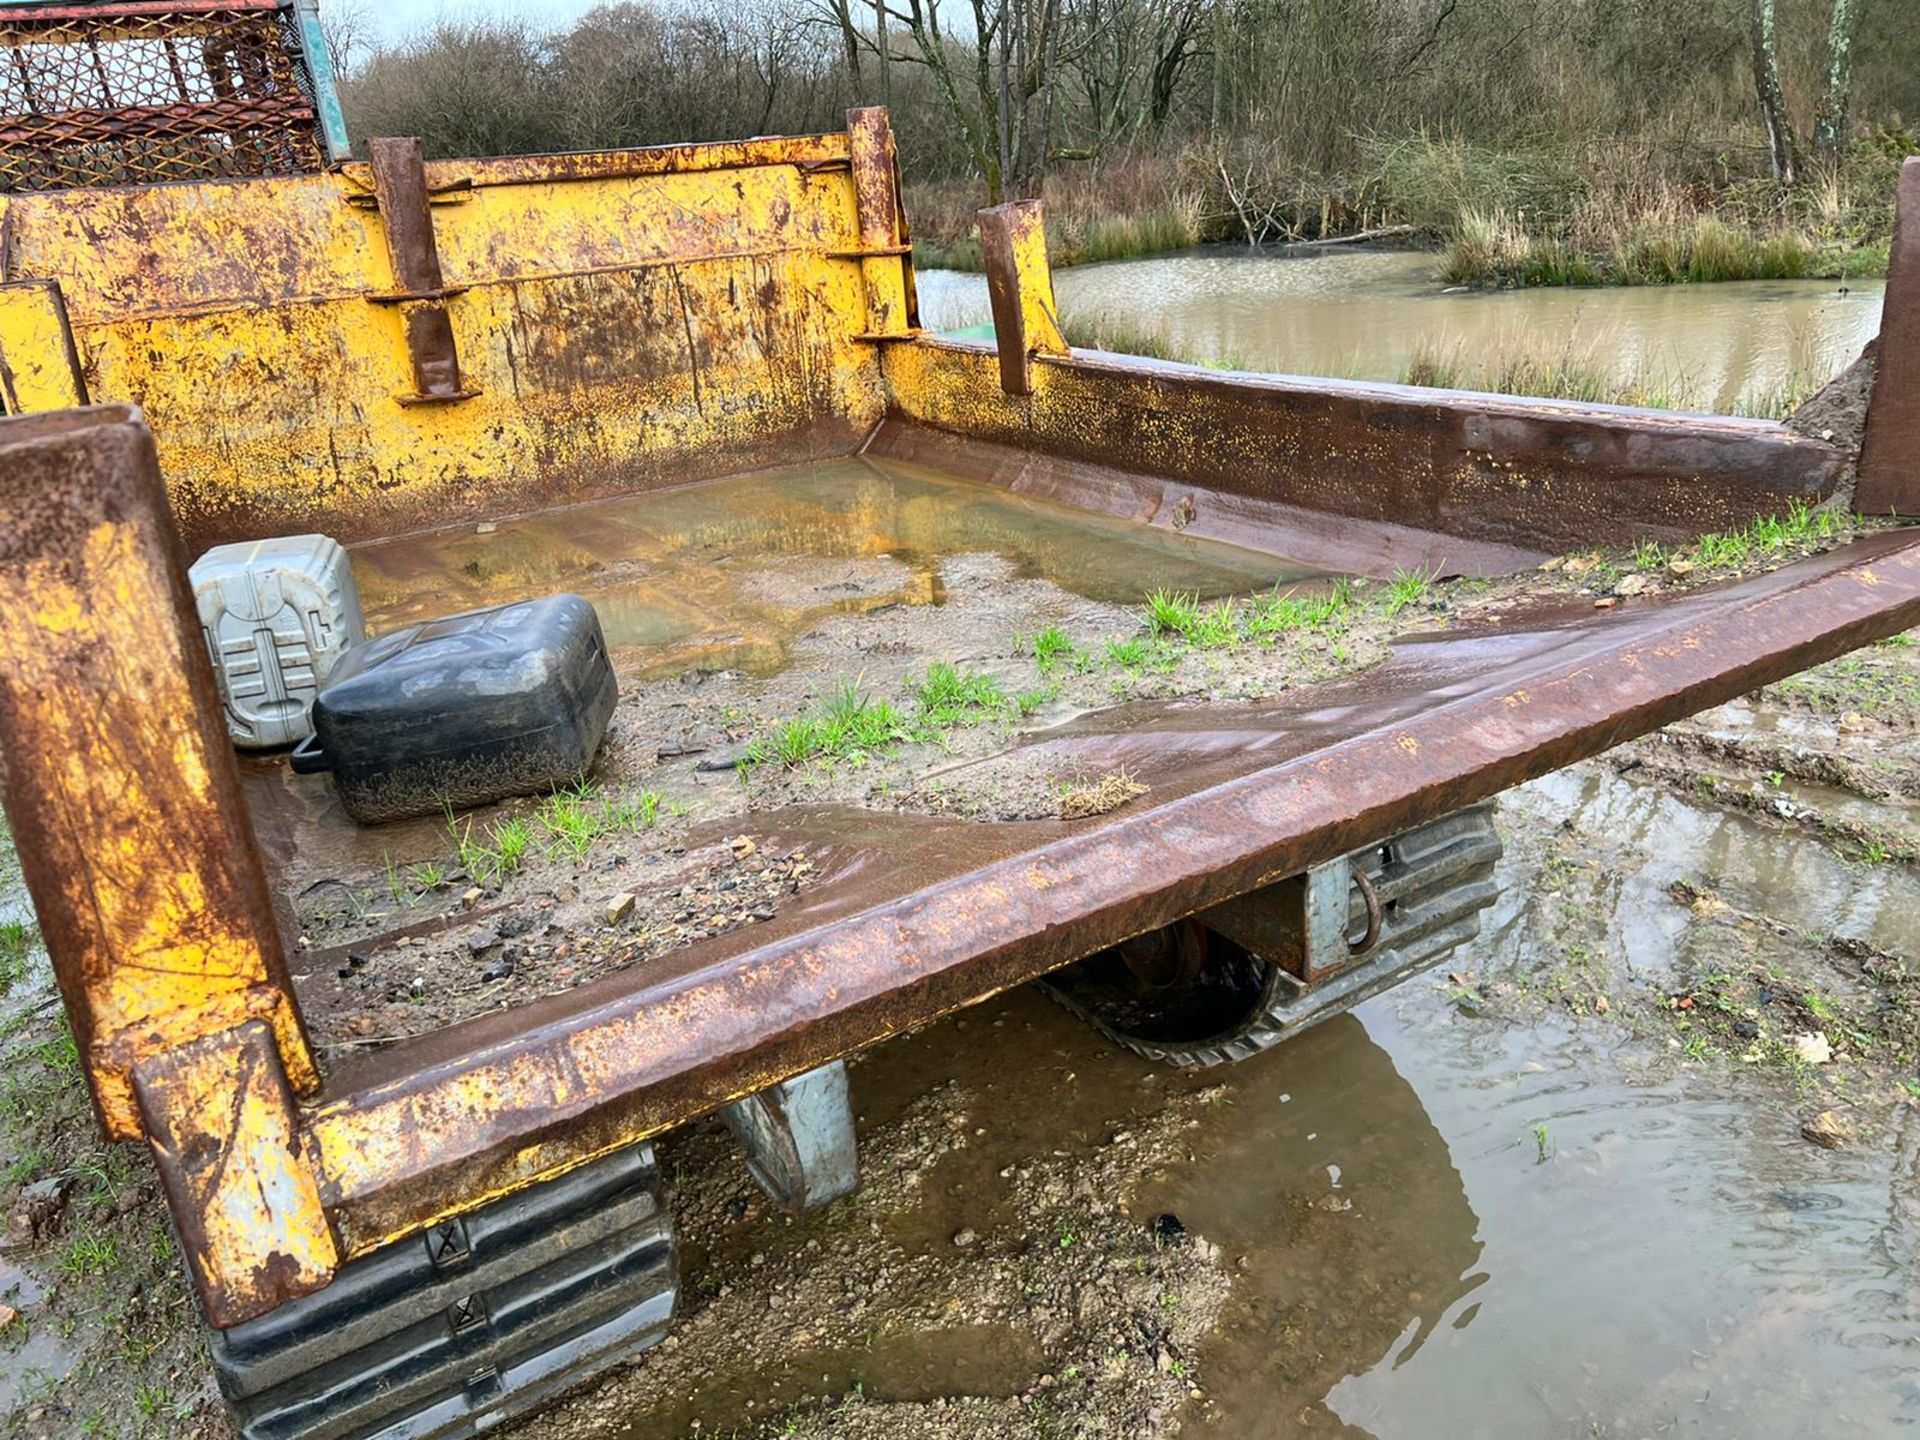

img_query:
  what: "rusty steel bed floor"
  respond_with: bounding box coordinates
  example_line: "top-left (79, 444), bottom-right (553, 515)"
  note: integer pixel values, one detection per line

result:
top-left (223, 460), bottom-right (1920, 1139)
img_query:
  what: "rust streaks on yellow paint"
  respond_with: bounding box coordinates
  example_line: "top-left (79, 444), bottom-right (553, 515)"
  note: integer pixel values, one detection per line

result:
top-left (135, 1022), bottom-right (338, 1328)
top-left (0, 410), bottom-right (314, 1140)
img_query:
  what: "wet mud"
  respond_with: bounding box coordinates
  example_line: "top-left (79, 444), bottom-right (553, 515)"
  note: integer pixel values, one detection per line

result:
top-left (348, 455), bottom-right (1315, 674)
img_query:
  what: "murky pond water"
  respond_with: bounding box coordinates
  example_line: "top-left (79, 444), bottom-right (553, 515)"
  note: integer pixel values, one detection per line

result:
top-left (918, 248), bottom-right (1885, 411)
top-left (349, 455), bottom-right (1315, 677)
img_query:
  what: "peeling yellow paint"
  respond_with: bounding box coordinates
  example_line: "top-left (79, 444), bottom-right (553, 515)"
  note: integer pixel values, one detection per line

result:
top-left (0, 281), bottom-right (86, 411)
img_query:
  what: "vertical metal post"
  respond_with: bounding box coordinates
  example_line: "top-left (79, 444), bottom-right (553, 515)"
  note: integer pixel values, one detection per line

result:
top-left (290, 0), bottom-right (352, 163)
top-left (0, 405), bottom-right (320, 1135)
top-left (0, 406), bottom-right (335, 1326)
top-left (977, 200), bottom-right (1068, 397)
top-left (721, 1060), bottom-right (858, 1213)
top-left (1859, 155), bottom-right (1920, 517)
top-left (845, 107), bottom-right (914, 341)
top-left (368, 136), bottom-right (473, 405)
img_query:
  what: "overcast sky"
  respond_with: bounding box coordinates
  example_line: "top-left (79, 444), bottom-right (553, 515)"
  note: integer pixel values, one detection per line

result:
top-left (362, 0), bottom-right (602, 50)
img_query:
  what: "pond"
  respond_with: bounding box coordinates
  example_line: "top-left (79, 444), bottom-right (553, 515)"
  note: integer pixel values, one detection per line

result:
top-left (917, 247), bottom-right (1885, 413)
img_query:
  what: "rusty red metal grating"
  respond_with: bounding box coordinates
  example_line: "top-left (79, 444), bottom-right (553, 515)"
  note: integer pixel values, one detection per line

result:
top-left (0, 1), bottom-right (325, 190)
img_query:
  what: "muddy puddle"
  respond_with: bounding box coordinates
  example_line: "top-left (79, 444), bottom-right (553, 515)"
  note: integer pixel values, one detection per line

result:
top-left (570, 759), bottom-right (1920, 1440)
top-left (1513, 764), bottom-right (1920, 959)
top-left (349, 455), bottom-right (1319, 679)
top-left (0, 1255), bottom-right (62, 1413)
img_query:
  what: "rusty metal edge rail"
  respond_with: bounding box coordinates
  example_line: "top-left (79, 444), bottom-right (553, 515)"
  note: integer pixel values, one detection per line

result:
top-left (1025, 339), bottom-right (1822, 433)
top-left (305, 529), bottom-right (1920, 1260)
top-left (346, 133), bottom-right (854, 195)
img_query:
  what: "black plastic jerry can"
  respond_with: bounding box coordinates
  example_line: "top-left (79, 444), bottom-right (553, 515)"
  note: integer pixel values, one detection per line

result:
top-left (292, 594), bottom-right (617, 824)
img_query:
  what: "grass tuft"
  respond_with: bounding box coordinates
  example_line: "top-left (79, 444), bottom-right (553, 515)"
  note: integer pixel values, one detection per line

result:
top-left (747, 680), bottom-right (912, 769)
top-left (1029, 626), bottom-right (1080, 673)
top-left (1146, 589), bottom-right (1203, 638)
top-left (1384, 568), bottom-right (1433, 616)
top-left (1437, 178), bottom-right (1889, 292)
top-left (60, 1232), bottom-right (117, 1280)
top-left (914, 662), bottom-right (1009, 728)
top-left (1248, 580), bottom-right (1354, 639)
top-left (1013, 687), bottom-right (1055, 717)
top-left (1148, 575), bottom-right (1381, 655)
top-left (0, 919), bottom-right (36, 997)
top-left (536, 782), bottom-right (665, 860)
top-left (1692, 501), bottom-right (1845, 570)
top-left (449, 811), bottom-right (538, 887)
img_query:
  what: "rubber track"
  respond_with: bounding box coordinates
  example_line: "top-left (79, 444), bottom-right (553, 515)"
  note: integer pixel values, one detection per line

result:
top-left (1040, 805), bottom-right (1502, 1068)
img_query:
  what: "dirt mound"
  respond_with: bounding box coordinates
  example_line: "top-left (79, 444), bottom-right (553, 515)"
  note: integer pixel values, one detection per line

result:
top-left (1788, 339), bottom-right (1877, 506)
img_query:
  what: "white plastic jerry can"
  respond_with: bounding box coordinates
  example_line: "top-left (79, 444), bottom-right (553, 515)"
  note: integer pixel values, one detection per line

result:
top-left (190, 534), bottom-right (367, 749)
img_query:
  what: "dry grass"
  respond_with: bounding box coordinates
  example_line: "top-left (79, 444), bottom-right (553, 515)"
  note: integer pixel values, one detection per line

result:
top-left (1056, 311), bottom-right (1246, 370)
top-left (1437, 155), bottom-right (1897, 289)
top-left (1400, 333), bottom-right (1836, 419)
top-left (1056, 768), bottom-right (1151, 821)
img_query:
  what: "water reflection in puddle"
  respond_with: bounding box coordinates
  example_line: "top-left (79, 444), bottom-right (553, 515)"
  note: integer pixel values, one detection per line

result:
top-left (1203, 767), bottom-right (1920, 1437)
top-left (0, 1256), bottom-right (67, 1413)
top-left (1309, 1012), bottom-right (1919, 1438)
top-left (349, 455), bottom-right (1318, 679)
top-left (1509, 765), bottom-right (1920, 959)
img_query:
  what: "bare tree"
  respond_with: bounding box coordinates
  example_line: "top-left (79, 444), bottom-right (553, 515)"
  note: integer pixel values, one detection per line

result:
top-left (995, 0), bottom-right (1066, 194)
top-left (1070, 0), bottom-right (1202, 147)
top-left (873, 0), bottom-right (893, 105)
top-left (884, 0), bottom-right (1066, 201)
top-left (813, 0), bottom-right (867, 84)
top-left (336, 0), bottom-right (1914, 205)
top-left (1812, 0), bottom-right (1865, 159)
top-left (320, 0), bottom-right (374, 77)
top-left (1144, 0), bottom-right (1206, 130)
top-left (1748, 0), bottom-right (1795, 183)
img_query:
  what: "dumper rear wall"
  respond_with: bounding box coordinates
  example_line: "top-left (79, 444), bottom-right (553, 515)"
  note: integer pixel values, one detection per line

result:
top-left (0, 137), bottom-right (898, 549)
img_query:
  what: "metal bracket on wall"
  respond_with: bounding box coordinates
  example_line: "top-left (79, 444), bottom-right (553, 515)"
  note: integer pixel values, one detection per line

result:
top-left (977, 200), bottom-right (1069, 397)
top-left (845, 108), bottom-right (918, 345)
top-left (367, 136), bottom-right (480, 406)
top-left (1196, 856), bottom-right (1379, 985)
top-left (721, 1060), bottom-right (858, 1214)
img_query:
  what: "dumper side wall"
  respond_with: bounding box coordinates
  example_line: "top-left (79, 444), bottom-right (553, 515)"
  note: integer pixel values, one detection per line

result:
top-left (0, 136), bottom-right (894, 551)
top-left (881, 339), bottom-right (1849, 559)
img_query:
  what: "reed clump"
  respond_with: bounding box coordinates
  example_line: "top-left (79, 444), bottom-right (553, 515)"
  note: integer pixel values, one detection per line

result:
top-left (1400, 336), bottom-right (1835, 419)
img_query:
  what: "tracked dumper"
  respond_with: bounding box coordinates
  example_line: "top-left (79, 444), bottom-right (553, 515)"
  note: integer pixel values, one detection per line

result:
top-left (0, 7), bottom-right (1917, 1437)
